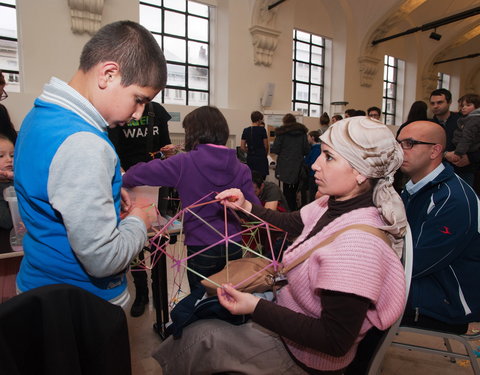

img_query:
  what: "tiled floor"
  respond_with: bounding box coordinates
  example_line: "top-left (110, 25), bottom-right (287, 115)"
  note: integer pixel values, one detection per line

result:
top-left (125, 247), bottom-right (480, 375)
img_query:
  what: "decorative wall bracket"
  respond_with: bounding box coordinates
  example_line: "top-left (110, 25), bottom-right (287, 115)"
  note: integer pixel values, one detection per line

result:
top-left (68, 0), bottom-right (104, 35)
top-left (250, 25), bottom-right (281, 67)
top-left (358, 55), bottom-right (381, 87)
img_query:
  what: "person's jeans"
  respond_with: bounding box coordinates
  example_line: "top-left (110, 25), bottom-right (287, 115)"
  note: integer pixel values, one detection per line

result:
top-left (186, 243), bottom-right (242, 291)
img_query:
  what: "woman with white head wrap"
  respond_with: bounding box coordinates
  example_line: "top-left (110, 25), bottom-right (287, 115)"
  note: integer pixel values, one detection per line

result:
top-left (155, 116), bottom-right (407, 375)
top-left (320, 116), bottom-right (407, 256)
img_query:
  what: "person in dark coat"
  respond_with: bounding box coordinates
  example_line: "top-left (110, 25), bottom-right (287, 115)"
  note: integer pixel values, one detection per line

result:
top-left (241, 111), bottom-right (269, 178)
top-left (271, 113), bottom-right (309, 211)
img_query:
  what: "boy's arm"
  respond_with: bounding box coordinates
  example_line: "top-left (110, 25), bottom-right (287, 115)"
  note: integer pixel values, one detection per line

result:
top-left (48, 132), bottom-right (147, 278)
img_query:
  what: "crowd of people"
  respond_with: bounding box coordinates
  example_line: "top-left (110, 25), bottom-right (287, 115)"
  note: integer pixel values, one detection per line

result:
top-left (1, 19), bottom-right (480, 375)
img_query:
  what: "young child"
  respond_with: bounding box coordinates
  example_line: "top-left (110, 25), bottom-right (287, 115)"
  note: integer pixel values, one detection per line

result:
top-left (0, 134), bottom-right (14, 229)
top-left (451, 93), bottom-right (480, 161)
top-left (123, 106), bottom-right (261, 290)
top-left (14, 21), bottom-right (166, 305)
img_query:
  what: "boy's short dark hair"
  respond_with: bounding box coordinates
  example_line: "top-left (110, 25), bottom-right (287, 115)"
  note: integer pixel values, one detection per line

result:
top-left (79, 21), bottom-right (167, 90)
top-left (251, 170), bottom-right (265, 188)
top-left (183, 106), bottom-right (230, 151)
top-left (430, 88), bottom-right (452, 103)
top-left (460, 93), bottom-right (480, 109)
top-left (251, 111), bottom-right (263, 123)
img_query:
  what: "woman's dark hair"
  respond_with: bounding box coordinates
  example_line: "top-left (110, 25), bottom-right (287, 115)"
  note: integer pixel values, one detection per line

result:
top-left (406, 101), bottom-right (428, 123)
top-left (332, 114), bottom-right (343, 122)
top-left (282, 113), bottom-right (296, 125)
top-left (250, 111), bottom-right (263, 123)
top-left (319, 112), bottom-right (330, 126)
top-left (309, 130), bottom-right (321, 143)
top-left (183, 106), bottom-right (230, 151)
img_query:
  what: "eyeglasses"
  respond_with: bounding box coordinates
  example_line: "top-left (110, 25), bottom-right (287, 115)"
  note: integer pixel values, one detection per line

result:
top-left (397, 138), bottom-right (437, 150)
top-left (0, 89), bottom-right (7, 101)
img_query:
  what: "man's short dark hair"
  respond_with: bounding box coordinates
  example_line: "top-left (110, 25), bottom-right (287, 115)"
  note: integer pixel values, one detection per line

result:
top-left (345, 109), bottom-right (356, 117)
top-left (183, 106), bottom-right (230, 151)
top-left (251, 170), bottom-right (265, 188)
top-left (430, 88), bottom-right (452, 103)
top-left (367, 106), bottom-right (381, 115)
top-left (251, 111), bottom-right (263, 123)
top-left (79, 20), bottom-right (167, 90)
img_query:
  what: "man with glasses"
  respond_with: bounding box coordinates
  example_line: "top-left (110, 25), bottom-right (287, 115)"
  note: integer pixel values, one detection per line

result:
top-left (397, 120), bottom-right (480, 333)
top-left (367, 106), bottom-right (381, 121)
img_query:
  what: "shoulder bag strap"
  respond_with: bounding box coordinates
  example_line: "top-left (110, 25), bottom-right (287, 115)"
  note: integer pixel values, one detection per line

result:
top-left (281, 224), bottom-right (390, 274)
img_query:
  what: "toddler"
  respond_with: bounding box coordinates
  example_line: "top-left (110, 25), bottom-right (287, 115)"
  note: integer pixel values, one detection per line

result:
top-left (0, 134), bottom-right (14, 229)
top-left (450, 93), bottom-right (480, 161)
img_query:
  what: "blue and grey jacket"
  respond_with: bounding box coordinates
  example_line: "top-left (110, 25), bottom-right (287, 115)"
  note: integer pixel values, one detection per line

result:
top-left (14, 77), bottom-right (147, 304)
top-left (402, 163), bottom-right (480, 324)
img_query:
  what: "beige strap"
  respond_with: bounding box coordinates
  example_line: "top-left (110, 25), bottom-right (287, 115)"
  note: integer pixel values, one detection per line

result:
top-left (281, 224), bottom-right (390, 274)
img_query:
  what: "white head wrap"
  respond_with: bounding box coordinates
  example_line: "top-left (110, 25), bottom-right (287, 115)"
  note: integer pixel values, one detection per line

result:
top-left (320, 116), bottom-right (407, 257)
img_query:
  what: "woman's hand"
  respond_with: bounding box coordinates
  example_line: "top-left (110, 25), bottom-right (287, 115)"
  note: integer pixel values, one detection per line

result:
top-left (160, 144), bottom-right (177, 158)
top-left (215, 188), bottom-right (252, 212)
top-left (217, 283), bottom-right (260, 315)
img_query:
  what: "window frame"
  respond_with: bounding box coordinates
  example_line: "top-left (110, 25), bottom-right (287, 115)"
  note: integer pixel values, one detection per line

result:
top-left (140, 0), bottom-right (210, 106)
top-left (0, 1), bottom-right (20, 91)
top-left (291, 29), bottom-right (325, 118)
top-left (382, 55), bottom-right (398, 126)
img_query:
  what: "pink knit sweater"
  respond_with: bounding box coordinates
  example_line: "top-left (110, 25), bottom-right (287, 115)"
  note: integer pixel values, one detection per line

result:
top-left (276, 196), bottom-right (406, 371)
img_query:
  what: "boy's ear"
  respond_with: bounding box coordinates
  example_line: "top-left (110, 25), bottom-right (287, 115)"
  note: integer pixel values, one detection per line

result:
top-left (97, 61), bottom-right (120, 89)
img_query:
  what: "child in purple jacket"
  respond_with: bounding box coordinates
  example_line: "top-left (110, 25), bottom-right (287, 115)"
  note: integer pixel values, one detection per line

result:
top-left (123, 106), bottom-right (260, 290)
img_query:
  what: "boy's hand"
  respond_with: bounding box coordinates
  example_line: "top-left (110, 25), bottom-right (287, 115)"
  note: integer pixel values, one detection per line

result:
top-left (127, 205), bottom-right (157, 231)
top-left (120, 188), bottom-right (132, 212)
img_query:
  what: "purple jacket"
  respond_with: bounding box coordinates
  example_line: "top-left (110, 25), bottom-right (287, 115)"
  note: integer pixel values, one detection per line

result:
top-left (123, 144), bottom-right (260, 246)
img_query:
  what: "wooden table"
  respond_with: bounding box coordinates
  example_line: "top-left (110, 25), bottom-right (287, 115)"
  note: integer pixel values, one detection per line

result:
top-left (0, 228), bottom-right (23, 303)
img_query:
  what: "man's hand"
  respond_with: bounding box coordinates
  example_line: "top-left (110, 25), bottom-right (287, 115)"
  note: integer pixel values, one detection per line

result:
top-left (444, 151), bottom-right (460, 163)
top-left (453, 154), bottom-right (470, 167)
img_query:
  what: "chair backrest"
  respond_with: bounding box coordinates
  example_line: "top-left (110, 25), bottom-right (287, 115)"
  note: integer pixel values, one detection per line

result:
top-left (365, 224), bottom-right (413, 375)
top-left (0, 284), bottom-right (132, 375)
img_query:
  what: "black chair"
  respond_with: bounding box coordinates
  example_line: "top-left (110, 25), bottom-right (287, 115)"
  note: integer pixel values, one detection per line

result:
top-left (0, 284), bottom-right (132, 375)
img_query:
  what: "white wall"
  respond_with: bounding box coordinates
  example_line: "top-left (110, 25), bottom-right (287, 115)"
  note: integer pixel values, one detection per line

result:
top-left (4, 0), bottom-right (479, 143)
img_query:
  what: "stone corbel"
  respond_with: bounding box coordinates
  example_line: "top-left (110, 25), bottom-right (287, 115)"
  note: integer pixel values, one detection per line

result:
top-left (250, 25), bottom-right (281, 67)
top-left (358, 55), bottom-right (381, 87)
top-left (68, 0), bottom-right (104, 35)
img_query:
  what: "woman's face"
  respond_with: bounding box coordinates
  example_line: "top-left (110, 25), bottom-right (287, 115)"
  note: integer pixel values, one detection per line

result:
top-left (312, 143), bottom-right (367, 201)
